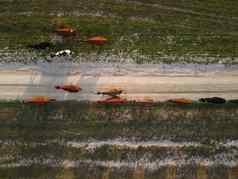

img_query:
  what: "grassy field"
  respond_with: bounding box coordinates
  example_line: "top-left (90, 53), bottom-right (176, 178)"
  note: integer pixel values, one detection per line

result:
top-left (0, 0), bottom-right (238, 63)
top-left (0, 101), bottom-right (237, 141)
top-left (0, 101), bottom-right (238, 178)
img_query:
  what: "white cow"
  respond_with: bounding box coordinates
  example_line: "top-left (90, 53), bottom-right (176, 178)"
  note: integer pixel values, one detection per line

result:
top-left (50, 49), bottom-right (73, 58)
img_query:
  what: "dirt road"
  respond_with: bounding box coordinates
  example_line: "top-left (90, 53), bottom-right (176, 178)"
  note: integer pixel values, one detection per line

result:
top-left (0, 63), bottom-right (237, 101)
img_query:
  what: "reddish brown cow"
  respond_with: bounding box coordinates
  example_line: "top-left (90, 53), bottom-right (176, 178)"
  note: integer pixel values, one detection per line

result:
top-left (87, 36), bottom-right (108, 45)
top-left (55, 85), bottom-right (81, 93)
top-left (24, 96), bottom-right (56, 104)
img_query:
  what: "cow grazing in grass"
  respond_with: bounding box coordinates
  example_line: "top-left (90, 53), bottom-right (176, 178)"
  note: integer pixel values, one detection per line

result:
top-left (27, 42), bottom-right (53, 50)
top-left (50, 49), bottom-right (73, 58)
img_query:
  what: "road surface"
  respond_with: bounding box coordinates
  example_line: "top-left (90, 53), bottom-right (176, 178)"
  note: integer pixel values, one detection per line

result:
top-left (0, 63), bottom-right (237, 101)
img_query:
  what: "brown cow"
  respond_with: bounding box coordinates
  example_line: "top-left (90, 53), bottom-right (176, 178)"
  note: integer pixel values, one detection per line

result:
top-left (24, 96), bottom-right (56, 104)
top-left (87, 36), bottom-right (108, 45)
top-left (55, 84), bottom-right (81, 93)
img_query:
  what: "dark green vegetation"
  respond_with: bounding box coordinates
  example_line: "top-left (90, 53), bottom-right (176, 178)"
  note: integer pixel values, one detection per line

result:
top-left (0, 101), bottom-right (237, 141)
top-left (0, 166), bottom-right (236, 179)
top-left (0, 0), bottom-right (238, 63)
top-left (0, 101), bottom-right (238, 178)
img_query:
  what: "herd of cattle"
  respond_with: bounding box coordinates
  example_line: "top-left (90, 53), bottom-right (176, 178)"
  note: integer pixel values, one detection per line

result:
top-left (23, 25), bottom-right (238, 105)
top-left (23, 85), bottom-right (238, 105)
top-left (27, 25), bottom-right (108, 59)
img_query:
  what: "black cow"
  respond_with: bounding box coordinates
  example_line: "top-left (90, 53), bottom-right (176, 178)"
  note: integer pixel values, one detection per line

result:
top-left (199, 97), bottom-right (226, 104)
top-left (27, 42), bottom-right (53, 50)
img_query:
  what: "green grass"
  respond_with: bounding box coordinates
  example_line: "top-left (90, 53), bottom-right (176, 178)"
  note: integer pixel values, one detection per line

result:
top-left (0, 0), bottom-right (238, 63)
top-left (0, 101), bottom-right (237, 142)
top-left (0, 100), bottom-right (237, 178)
